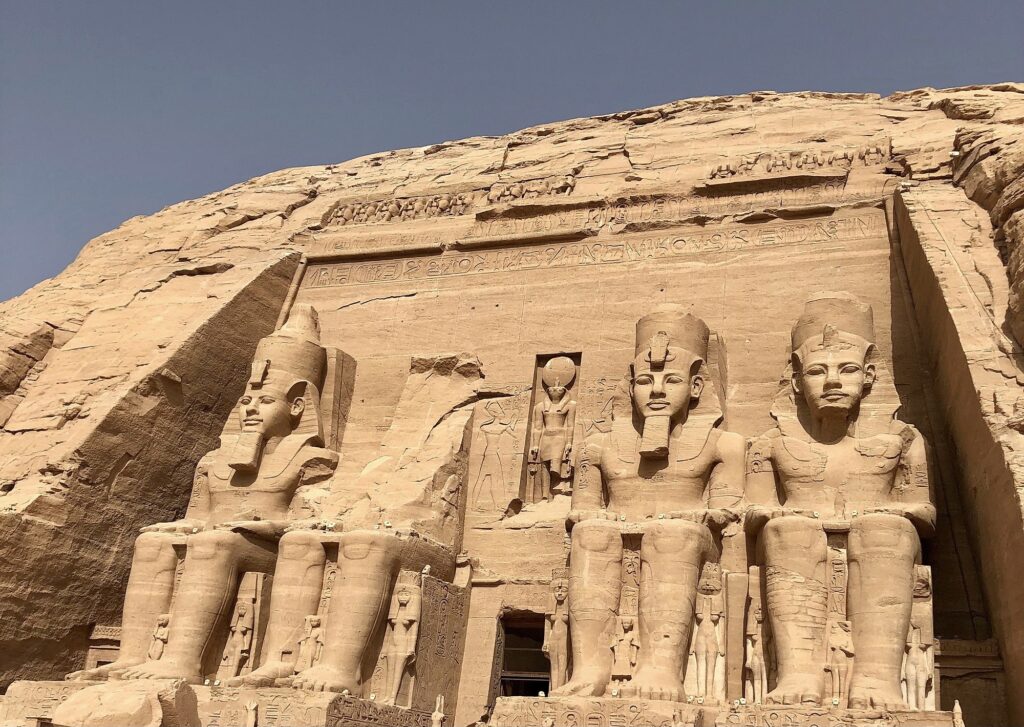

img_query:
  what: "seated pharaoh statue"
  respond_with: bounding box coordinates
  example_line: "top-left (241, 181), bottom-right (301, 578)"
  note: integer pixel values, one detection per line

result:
top-left (555, 305), bottom-right (745, 702)
top-left (745, 292), bottom-right (935, 710)
top-left (68, 305), bottom-right (339, 683)
top-left (227, 352), bottom-right (481, 697)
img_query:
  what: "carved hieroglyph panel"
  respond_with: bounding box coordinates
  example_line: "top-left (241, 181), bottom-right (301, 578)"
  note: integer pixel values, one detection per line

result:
top-left (467, 389), bottom-right (530, 515)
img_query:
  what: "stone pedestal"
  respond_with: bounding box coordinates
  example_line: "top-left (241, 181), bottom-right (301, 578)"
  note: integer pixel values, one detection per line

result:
top-left (490, 697), bottom-right (704, 727)
top-left (714, 705), bottom-right (956, 727)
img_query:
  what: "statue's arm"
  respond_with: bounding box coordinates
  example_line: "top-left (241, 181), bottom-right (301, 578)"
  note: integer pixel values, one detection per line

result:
top-left (564, 402), bottom-right (578, 455)
top-left (743, 433), bottom-right (785, 532)
top-left (709, 430), bottom-right (745, 510)
top-left (142, 457), bottom-right (213, 533)
top-left (568, 438), bottom-right (606, 522)
top-left (893, 425), bottom-right (937, 536)
top-left (529, 402), bottom-right (543, 459)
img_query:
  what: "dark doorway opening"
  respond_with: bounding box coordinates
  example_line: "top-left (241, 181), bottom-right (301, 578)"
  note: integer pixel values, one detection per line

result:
top-left (500, 616), bottom-right (550, 697)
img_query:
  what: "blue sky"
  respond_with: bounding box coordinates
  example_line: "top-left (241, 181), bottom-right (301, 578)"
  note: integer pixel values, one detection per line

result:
top-left (2, 1), bottom-right (1022, 301)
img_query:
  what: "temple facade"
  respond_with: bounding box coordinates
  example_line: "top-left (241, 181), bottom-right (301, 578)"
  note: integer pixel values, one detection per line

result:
top-left (2, 85), bottom-right (1024, 726)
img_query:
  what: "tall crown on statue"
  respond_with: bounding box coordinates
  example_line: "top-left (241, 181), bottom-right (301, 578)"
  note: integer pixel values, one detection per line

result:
top-left (791, 292), bottom-right (875, 356)
top-left (631, 304), bottom-right (710, 377)
top-left (248, 304), bottom-right (327, 443)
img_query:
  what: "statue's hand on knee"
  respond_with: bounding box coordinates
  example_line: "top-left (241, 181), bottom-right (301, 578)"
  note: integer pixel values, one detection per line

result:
top-left (140, 519), bottom-right (204, 535)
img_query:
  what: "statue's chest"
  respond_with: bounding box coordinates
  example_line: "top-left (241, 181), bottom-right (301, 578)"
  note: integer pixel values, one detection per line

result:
top-left (604, 438), bottom-right (715, 484)
top-left (774, 434), bottom-right (901, 487)
top-left (208, 462), bottom-right (303, 495)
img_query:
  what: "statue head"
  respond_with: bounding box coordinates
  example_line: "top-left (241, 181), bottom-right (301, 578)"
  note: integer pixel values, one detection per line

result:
top-left (551, 568), bottom-right (569, 604)
top-left (791, 293), bottom-right (875, 423)
top-left (542, 356), bottom-right (576, 403)
top-left (305, 615), bottom-right (320, 631)
top-left (621, 616), bottom-right (634, 631)
top-left (697, 562), bottom-right (722, 595)
top-left (630, 306), bottom-right (709, 457)
top-left (397, 587), bottom-right (412, 606)
top-left (156, 614), bottom-right (169, 627)
top-left (229, 305), bottom-right (327, 473)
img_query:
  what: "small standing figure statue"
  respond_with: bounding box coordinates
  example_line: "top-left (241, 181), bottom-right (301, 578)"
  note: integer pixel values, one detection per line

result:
top-left (903, 627), bottom-right (932, 710)
top-left (543, 570), bottom-right (570, 692)
top-left (147, 614), bottom-right (170, 662)
top-left (827, 621), bottom-right (854, 707)
top-left (296, 615), bottom-right (324, 672)
top-left (693, 564), bottom-right (725, 702)
top-left (611, 616), bottom-right (639, 683)
top-left (383, 576), bottom-right (422, 705)
top-left (745, 607), bottom-right (768, 705)
top-left (528, 357), bottom-right (577, 503)
top-left (224, 601), bottom-right (255, 677)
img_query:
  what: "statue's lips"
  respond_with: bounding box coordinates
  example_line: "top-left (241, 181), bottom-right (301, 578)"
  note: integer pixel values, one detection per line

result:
top-left (242, 418), bottom-right (263, 426)
top-left (645, 401), bottom-right (671, 411)
top-left (821, 392), bottom-right (848, 401)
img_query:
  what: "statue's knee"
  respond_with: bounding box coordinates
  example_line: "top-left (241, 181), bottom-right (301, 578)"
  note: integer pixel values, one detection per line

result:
top-left (133, 531), bottom-right (174, 561)
top-left (762, 515), bottom-right (823, 554)
top-left (278, 530), bottom-right (325, 561)
top-left (571, 520), bottom-right (620, 553)
top-left (339, 530), bottom-right (400, 562)
top-left (188, 530), bottom-right (236, 560)
top-left (643, 520), bottom-right (710, 559)
top-left (850, 513), bottom-right (918, 553)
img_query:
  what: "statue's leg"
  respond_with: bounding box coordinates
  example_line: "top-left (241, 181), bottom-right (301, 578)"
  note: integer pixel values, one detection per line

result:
top-left (230, 530), bottom-right (327, 686)
top-left (122, 530), bottom-right (276, 682)
top-left (628, 519), bottom-right (710, 702)
top-left (67, 532), bottom-right (178, 680)
top-left (761, 515), bottom-right (827, 705)
top-left (293, 531), bottom-right (403, 694)
top-left (847, 513), bottom-right (918, 710)
top-left (552, 519), bottom-right (621, 697)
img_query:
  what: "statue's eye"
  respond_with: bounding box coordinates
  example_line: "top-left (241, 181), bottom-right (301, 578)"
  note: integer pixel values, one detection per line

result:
top-left (635, 376), bottom-right (653, 385)
top-left (260, 396), bottom-right (275, 404)
top-left (240, 397), bottom-right (252, 405)
top-left (665, 375), bottom-right (684, 384)
top-left (841, 364), bottom-right (861, 374)
top-left (806, 366), bottom-right (827, 376)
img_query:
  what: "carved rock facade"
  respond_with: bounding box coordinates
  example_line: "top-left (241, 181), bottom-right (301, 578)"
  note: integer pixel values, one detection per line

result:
top-left (2, 85), bottom-right (1024, 727)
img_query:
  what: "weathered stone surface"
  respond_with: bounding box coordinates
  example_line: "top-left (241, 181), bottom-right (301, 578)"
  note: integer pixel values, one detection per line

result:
top-left (2, 84), bottom-right (1024, 727)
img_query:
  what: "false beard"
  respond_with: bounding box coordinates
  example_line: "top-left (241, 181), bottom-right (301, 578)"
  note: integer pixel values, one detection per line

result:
top-left (229, 430), bottom-right (266, 473)
top-left (639, 414), bottom-right (671, 458)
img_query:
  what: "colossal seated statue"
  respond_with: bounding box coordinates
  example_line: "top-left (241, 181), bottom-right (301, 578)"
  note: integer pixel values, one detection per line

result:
top-left (745, 293), bottom-right (935, 710)
top-left (555, 306), bottom-right (745, 701)
top-left (67, 305), bottom-right (338, 683)
top-left (228, 352), bottom-right (482, 698)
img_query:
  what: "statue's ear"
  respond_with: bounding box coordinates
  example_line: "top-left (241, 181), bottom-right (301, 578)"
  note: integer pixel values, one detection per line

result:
top-left (790, 352), bottom-right (803, 395)
top-left (690, 373), bottom-right (704, 400)
top-left (864, 344), bottom-right (877, 390)
top-left (287, 380), bottom-right (325, 444)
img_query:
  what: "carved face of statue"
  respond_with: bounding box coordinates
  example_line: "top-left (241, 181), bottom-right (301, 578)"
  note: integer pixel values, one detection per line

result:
top-left (553, 580), bottom-right (568, 602)
top-left (238, 385), bottom-right (305, 440)
top-left (631, 368), bottom-right (702, 422)
top-left (793, 341), bottom-right (874, 418)
top-left (397, 589), bottom-right (411, 606)
top-left (621, 617), bottom-right (634, 631)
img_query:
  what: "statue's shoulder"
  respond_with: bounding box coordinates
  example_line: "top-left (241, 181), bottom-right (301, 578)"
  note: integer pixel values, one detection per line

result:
top-left (747, 427), bottom-right (782, 460)
top-left (714, 428), bottom-right (745, 456)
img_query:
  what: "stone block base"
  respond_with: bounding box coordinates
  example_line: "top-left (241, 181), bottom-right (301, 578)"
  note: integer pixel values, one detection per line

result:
top-left (715, 705), bottom-right (956, 727)
top-left (0, 682), bottom-right (433, 727)
top-left (490, 697), bottom-right (703, 727)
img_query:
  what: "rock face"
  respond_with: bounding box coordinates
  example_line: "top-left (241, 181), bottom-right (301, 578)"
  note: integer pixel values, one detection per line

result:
top-left (1, 84), bottom-right (1023, 727)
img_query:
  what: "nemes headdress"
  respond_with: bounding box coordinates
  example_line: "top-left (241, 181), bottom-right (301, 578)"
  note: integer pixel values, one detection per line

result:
top-left (791, 292), bottom-right (875, 355)
top-left (632, 305), bottom-right (710, 377)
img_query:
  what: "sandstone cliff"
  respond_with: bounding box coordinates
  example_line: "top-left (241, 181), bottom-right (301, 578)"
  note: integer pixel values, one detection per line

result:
top-left (1, 84), bottom-right (1023, 723)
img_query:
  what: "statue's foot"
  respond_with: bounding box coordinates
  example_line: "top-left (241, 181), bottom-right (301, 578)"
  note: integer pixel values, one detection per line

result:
top-left (766, 674), bottom-right (821, 706)
top-left (550, 669), bottom-right (610, 697)
top-left (66, 658), bottom-right (143, 681)
top-left (225, 660), bottom-right (295, 687)
top-left (621, 668), bottom-right (684, 702)
top-left (848, 676), bottom-right (907, 711)
top-left (291, 665), bottom-right (356, 693)
top-left (119, 660), bottom-right (201, 683)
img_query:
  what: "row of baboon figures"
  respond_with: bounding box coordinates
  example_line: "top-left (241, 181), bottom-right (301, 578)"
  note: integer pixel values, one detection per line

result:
top-left (64, 292), bottom-right (935, 714)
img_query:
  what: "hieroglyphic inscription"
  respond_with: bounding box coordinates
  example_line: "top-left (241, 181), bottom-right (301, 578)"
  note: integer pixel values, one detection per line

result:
top-left (709, 143), bottom-right (890, 179)
top-left (326, 695), bottom-right (433, 727)
top-left (199, 687), bottom-right (334, 727)
top-left (406, 576), bottom-right (469, 713)
top-left (0, 681), bottom-right (90, 724)
top-left (306, 216), bottom-right (885, 289)
top-left (716, 705), bottom-right (953, 726)
top-left (490, 696), bottom-right (699, 727)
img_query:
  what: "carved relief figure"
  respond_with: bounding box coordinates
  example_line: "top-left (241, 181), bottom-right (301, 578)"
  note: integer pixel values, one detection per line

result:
top-left (382, 575), bottom-right (423, 706)
top-left (146, 614), bottom-right (170, 662)
top-left (554, 306), bottom-right (745, 701)
top-left (67, 306), bottom-right (338, 683)
top-left (543, 571), bottom-right (570, 692)
top-left (826, 620), bottom-right (854, 707)
top-left (692, 563), bottom-right (725, 702)
top-left (611, 616), bottom-right (639, 682)
top-left (528, 357), bottom-right (577, 502)
top-left (745, 293), bottom-right (935, 709)
top-left (903, 567), bottom-right (935, 709)
top-left (471, 400), bottom-right (517, 512)
top-left (296, 616), bottom-right (324, 672)
top-left (223, 601), bottom-right (255, 677)
top-left (745, 608), bottom-right (768, 705)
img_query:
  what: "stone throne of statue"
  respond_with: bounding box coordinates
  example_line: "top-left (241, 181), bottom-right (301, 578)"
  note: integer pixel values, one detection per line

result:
top-left (738, 292), bottom-right (951, 726)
